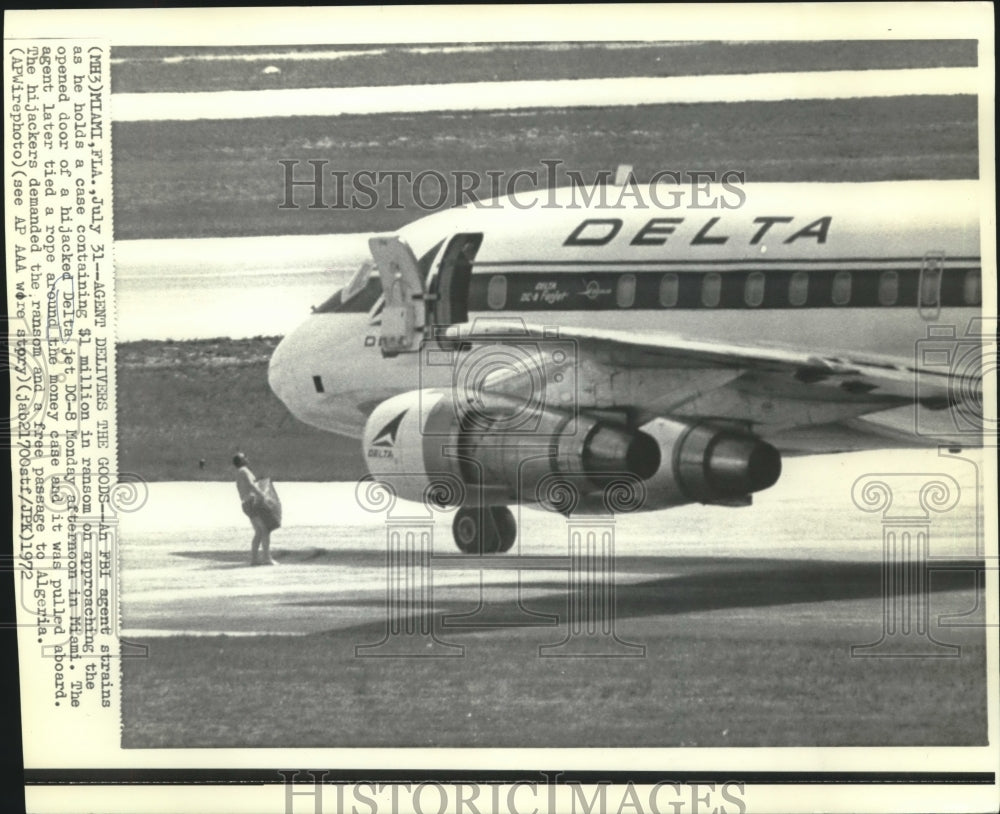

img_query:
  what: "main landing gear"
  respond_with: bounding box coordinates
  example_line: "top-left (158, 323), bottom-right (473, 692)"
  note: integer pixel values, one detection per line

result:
top-left (452, 506), bottom-right (516, 554)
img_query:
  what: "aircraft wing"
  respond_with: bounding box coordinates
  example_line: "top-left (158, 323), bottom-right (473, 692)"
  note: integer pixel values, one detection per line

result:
top-left (442, 320), bottom-right (984, 453)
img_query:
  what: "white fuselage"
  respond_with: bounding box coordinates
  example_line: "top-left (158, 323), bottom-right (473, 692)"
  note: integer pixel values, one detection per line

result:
top-left (269, 181), bottom-right (983, 440)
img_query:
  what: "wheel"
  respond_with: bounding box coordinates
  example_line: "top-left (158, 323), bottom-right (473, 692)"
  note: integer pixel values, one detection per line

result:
top-left (453, 506), bottom-right (498, 554)
top-left (490, 506), bottom-right (517, 553)
top-left (453, 508), bottom-right (480, 553)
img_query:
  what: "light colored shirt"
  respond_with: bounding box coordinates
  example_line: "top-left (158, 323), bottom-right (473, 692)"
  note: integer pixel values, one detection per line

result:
top-left (235, 466), bottom-right (259, 502)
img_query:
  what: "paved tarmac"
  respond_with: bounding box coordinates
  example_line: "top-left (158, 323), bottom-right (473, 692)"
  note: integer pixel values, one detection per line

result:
top-left (120, 449), bottom-right (987, 640)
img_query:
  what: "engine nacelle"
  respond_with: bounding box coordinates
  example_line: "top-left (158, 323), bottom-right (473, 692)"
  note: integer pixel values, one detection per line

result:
top-left (363, 389), bottom-right (657, 507)
top-left (362, 390), bottom-right (781, 513)
top-left (638, 416), bottom-right (782, 510)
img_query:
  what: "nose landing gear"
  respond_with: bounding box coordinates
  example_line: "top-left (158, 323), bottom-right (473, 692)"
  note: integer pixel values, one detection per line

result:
top-left (453, 505), bottom-right (516, 554)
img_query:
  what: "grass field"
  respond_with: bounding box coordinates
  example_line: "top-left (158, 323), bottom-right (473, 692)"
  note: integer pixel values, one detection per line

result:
top-left (111, 40), bottom-right (976, 94)
top-left (112, 95), bottom-right (977, 239)
top-left (121, 592), bottom-right (987, 748)
top-left (117, 338), bottom-right (365, 482)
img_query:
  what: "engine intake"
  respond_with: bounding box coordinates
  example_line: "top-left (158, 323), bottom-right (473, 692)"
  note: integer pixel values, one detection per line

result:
top-left (429, 394), bottom-right (660, 503)
top-left (362, 390), bottom-right (781, 512)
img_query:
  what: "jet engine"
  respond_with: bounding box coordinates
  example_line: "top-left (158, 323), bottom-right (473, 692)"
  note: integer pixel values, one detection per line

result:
top-left (362, 390), bottom-right (781, 514)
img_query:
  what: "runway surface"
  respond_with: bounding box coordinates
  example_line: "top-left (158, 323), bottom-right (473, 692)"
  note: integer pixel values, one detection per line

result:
top-left (111, 68), bottom-right (979, 122)
top-left (119, 449), bottom-right (989, 747)
top-left (120, 449), bottom-right (986, 639)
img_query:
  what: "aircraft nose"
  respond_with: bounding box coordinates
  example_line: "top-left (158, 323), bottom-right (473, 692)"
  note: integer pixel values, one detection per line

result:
top-left (269, 306), bottom-right (405, 438)
top-left (268, 321), bottom-right (310, 419)
top-left (268, 310), bottom-right (373, 436)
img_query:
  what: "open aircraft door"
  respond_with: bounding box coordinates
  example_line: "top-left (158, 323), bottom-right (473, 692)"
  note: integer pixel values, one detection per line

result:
top-left (426, 233), bottom-right (484, 330)
top-left (368, 235), bottom-right (426, 357)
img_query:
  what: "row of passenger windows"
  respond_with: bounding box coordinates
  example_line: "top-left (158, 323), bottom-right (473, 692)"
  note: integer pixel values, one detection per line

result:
top-left (484, 269), bottom-right (981, 309)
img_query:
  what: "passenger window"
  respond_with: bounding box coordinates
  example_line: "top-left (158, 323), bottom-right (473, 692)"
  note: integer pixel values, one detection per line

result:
top-left (616, 273), bottom-right (636, 308)
top-left (744, 272), bottom-right (765, 307)
top-left (920, 268), bottom-right (941, 306)
top-left (701, 273), bottom-right (721, 307)
top-left (788, 271), bottom-right (809, 306)
top-left (964, 270), bottom-right (981, 305)
top-left (832, 271), bottom-right (852, 305)
top-left (659, 273), bottom-right (679, 307)
top-left (878, 271), bottom-right (899, 306)
top-left (487, 275), bottom-right (507, 310)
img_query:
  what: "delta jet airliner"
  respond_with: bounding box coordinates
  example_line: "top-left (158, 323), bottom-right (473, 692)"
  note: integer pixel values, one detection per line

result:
top-left (268, 180), bottom-right (985, 553)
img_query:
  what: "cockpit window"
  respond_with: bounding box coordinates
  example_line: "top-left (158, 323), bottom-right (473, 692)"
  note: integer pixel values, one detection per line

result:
top-left (313, 261), bottom-right (381, 314)
top-left (343, 260), bottom-right (375, 303)
top-left (312, 240), bottom-right (443, 316)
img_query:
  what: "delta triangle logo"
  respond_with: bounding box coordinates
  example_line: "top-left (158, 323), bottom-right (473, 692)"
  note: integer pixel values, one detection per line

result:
top-left (371, 410), bottom-right (407, 448)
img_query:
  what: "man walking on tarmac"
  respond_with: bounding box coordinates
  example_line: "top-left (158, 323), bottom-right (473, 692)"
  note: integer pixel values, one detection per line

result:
top-left (233, 452), bottom-right (278, 566)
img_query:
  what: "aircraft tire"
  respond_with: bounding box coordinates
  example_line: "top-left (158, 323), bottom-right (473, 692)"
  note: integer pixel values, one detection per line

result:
top-left (453, 506), bottom-right (501, 554)
top-left (490, 506), bottom-right (517, 553)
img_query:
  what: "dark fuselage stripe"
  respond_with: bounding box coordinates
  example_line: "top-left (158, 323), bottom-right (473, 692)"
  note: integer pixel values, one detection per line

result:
top-left (470, 267), bottom-right (981, 311)
top-left (318, 265), bottom-right (981, 314)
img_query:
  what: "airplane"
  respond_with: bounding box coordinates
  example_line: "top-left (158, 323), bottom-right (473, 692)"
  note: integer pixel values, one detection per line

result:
top-left (268, 178), bottom-right (986, 554)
